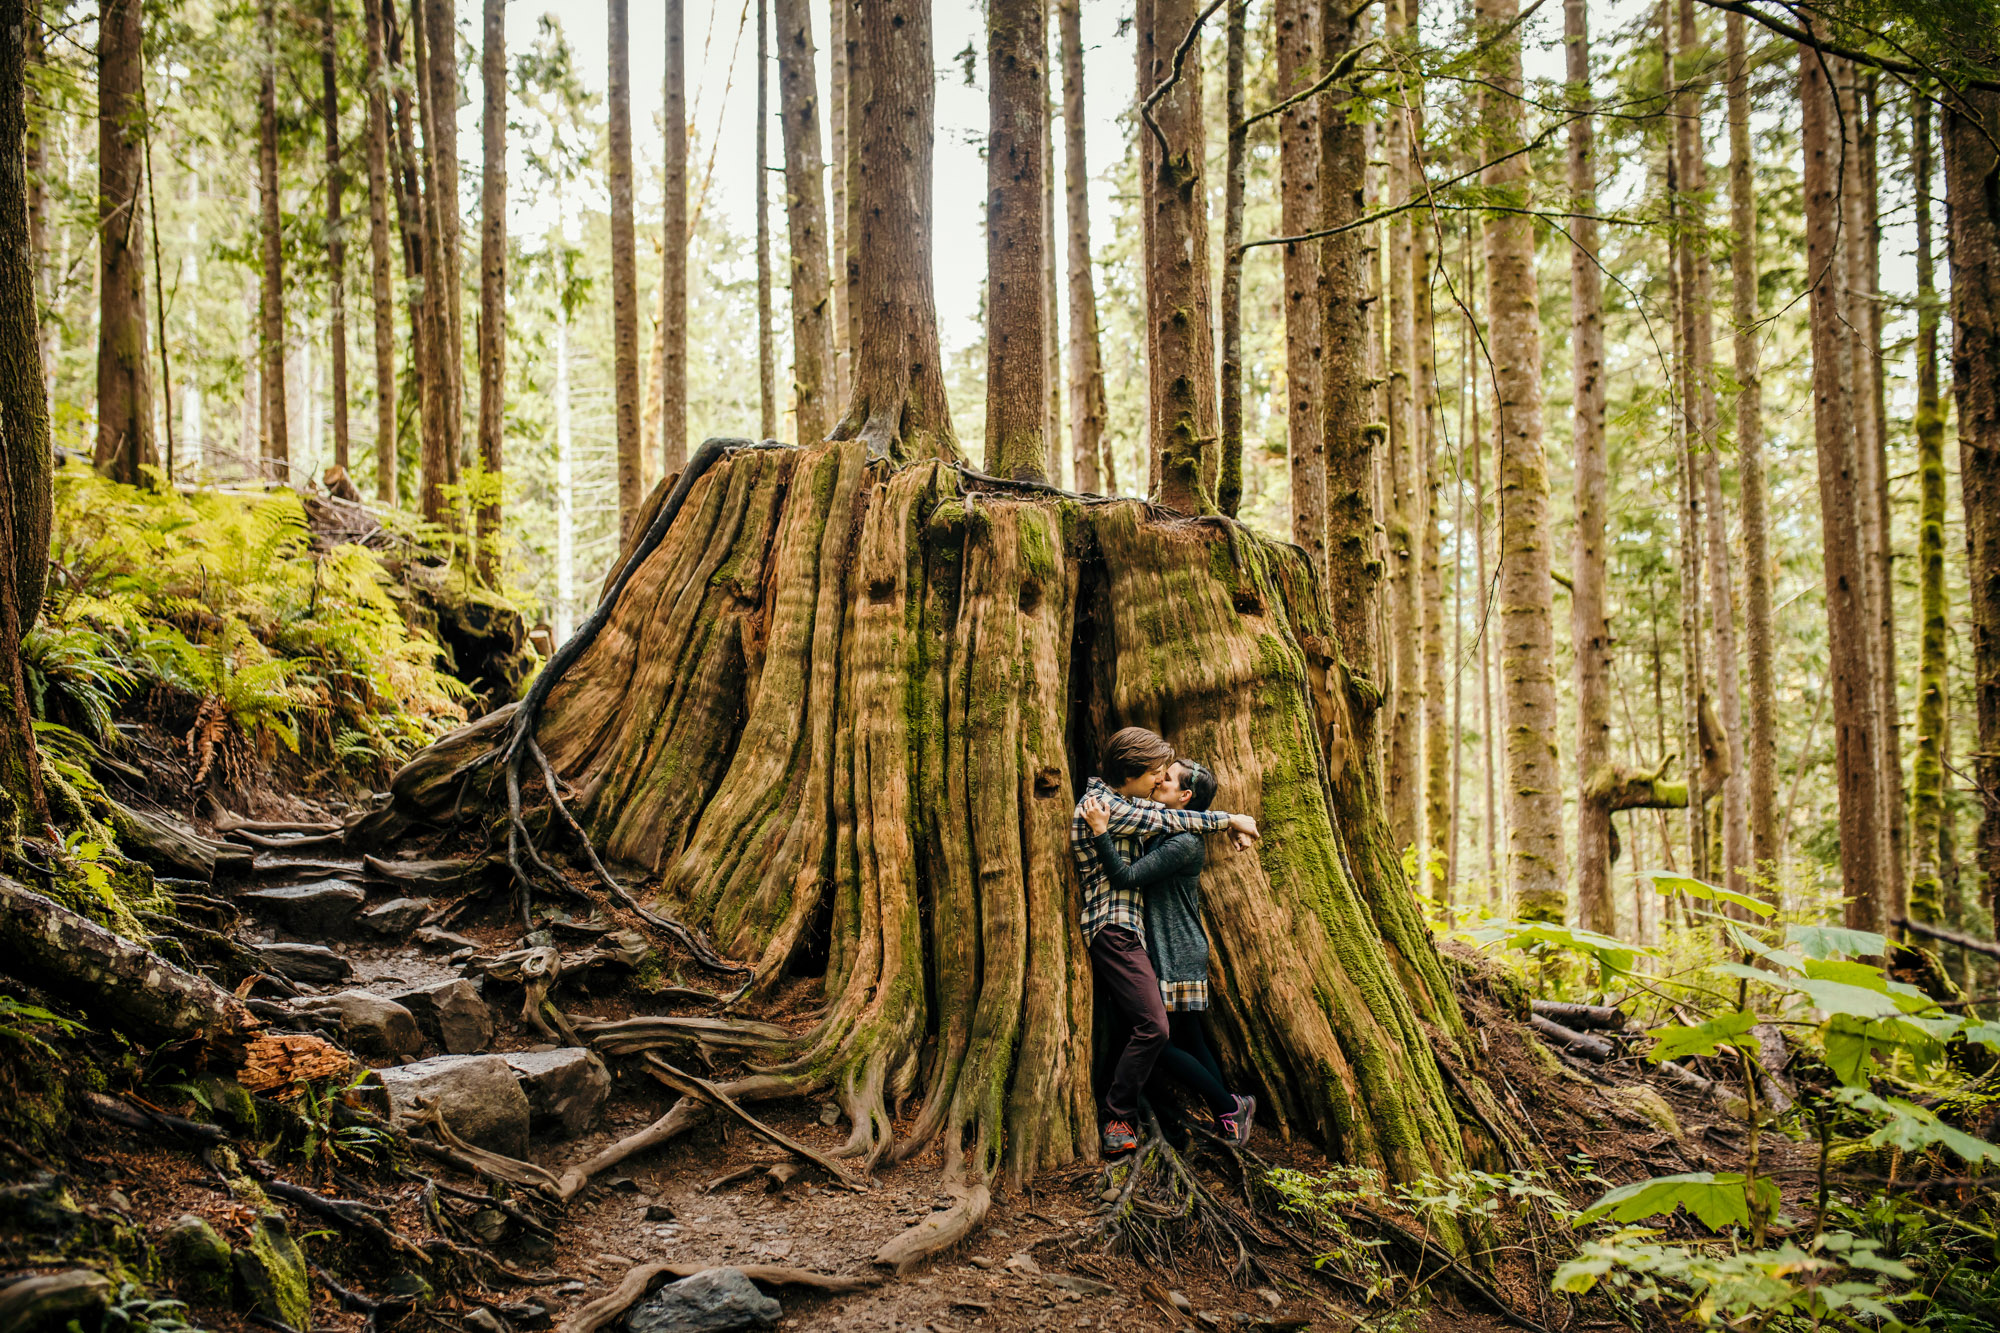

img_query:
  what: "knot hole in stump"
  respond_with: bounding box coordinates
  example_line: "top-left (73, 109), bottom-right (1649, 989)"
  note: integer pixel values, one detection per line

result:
top-left (1018, 580), bottom-right (1044, 616)
top-left (1033, 767), bottom-right (1062, 798)
top-left (868, 577), bottom-right (897, 604)
top-left (1232, 588), bottom-right (1264, 616)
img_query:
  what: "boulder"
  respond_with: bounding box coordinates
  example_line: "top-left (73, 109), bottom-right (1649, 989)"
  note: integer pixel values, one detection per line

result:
top-left (0, 1271), bottom-right (112, 1333)
top-left (625, 1269), bottom-right (780, 1333)
top-left (504, 1048), bottom-right (611, 1136)
top-left (372, 1054), bottom-right (530, 1156)
top-left (162, 1213), bottom-right (233, 1303)
top-left (361, 897), bottom-right (432, 936)
top-left (241, 880), bottom-right (366, 933)
top-left (391, 978), bottom-right (495, 1054)
top-left (255, 942), bottom-right (352, 983)
top-left (290, 991), bottom-right (424, 1060)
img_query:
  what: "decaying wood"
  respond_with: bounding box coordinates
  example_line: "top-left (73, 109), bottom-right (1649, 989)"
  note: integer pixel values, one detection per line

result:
top-left (239, 1032), bottom-right (353, 1093)
top-left (1530, 1000), bottom-right (1626, 1031)
top-left (204, 797), bottom-right (342, 837)
top-left (108, 801), bottom-right (253, 880)
top-left (1897, 916), bottom-right (2000, 962)
top-left (0, 874), bottom-right (260, 1052)
top-left (1530, 1015), bottom-right (1615, 1062)
top-left (642, 1054), bottom-right (865, 1191)
top-left (560, 1259), bottom-right (878, 1333)
top-left (578, 1014), bottom-right (791, 1059)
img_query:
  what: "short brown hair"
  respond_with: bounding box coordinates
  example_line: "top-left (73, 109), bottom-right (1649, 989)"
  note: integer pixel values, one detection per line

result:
top-left (1101, 727), bottom-right (1174, 785)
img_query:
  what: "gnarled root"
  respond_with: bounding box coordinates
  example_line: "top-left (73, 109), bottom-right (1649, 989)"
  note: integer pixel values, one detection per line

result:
top-left (1078, 1121), bottom-right (1276, 1283)
top-left (874, 1183), bottom-right (993, 1276)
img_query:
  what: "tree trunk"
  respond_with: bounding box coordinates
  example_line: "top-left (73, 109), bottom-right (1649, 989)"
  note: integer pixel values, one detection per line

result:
top-left (774, 0), bottom-right (833, 446)
top-left (1801, 44), bottom-right (1886, 934)
top-left (1383, 0), bottom-right (1419, 863)
top-left (1217, 0), bottom-right (1245, 518)
top-left (1567, 0), bottom-right (1612, 935)
top-left (476, 0), bottom-right (505, 577)
top-left (421, 0), bottom-right (462, 483)
top-left (365, 0), bottom-right (399, 503)
top-left (1042, 81), bottom-right (1062, 485)
top-left (256, 0), bottom-right (287, 481)
top-left (1139, 0), bottom-right (1218, 514)
top-left (322, 5), bottom-right (351, 473)
top-left (828, 0), bottom-right (850, 406)
top-left (411, 0), bottom-right (452, 520)
top-left (555, 263), bottom-right (576, 641)
top-left (96, 0), bottom-right (155, 485)
top-left (385, 439), bottom-right (1476, 1258)
top-left (1477, 0), bottom-right (1562, 920)
top-left (1665, 11), bottom-right (1705, 885)
top-left (1676, 0), bottom-right (1746, 898)
top-left (985, 0), bottom-right (1048, 483)
top-left (1058, 0), bottom-right (1107, 496)
top-left (1726, 11), bottom-right (1775, 882)
top-left (1910, 93), bottom-right (1947, 926)
top-left (661, 0), bottom-right (687, 474)
top-left (0, 0), bottom-right (52, 831)
top-left (1410, 35), bottom-right (1445, 905)
top-left (607, 0), bottom-right (643, 535)
top-left (1948, 86), bottom-right (2000, 926)
top-left (755, 0), bottom-right (776, 442)
top-left (829, 0), bottom-right (959, 465)
top-left (1277, 0), bottom-right (1321, 577)
top-left (1318, 0), bottom-right (1374, 676)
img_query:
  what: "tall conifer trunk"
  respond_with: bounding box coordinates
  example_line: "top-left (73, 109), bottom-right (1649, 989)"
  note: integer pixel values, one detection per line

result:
top-left (256, 0), bottom-right (287, 480)
top-left (1910, 94), bottom-right (1948, 926)
top-left (96, 0), bottom-right (155, 484)
top-left (412, 0), bottom-right (453, 518)
top-left (321, 7), bottom-right (350, 473)
top-left (1801, 44), bottom-right (1886, 933)
top-left (607, 0), bottom-right (642, 534)
top-left (475, 0), bottom-right (505, 576)
top-left (1218, 0), bottom-right (1246, 517)
top-left (985, 0), bottom-right (1048, 482)
top-left (1058, 0), bottom-right (1107, 495)
top-left (1277, 0), bottom-right (1321, 575)
top-left (422, 0), bottom-right (462, 475)
top-left (1476, 0), bottom-right (1562, 919)
top-left (775, 0), bottom-right (833, 445)
top-left (828, 0), bottom-right (850, 405)
top-left (1383, 0), bottom-right (1419, 858)
top-left (365, 0), bottom-right (398, 502)
top-left (661, 0), bottom-right (687, 474)
top-left (755, 0), bottom-right (776, 441)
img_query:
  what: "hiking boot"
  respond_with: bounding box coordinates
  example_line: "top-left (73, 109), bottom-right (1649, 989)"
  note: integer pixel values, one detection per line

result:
top-left (1218, 1095), bottom-right (1256, 1148)
top-left (1101, 1120), bottom-right (1138, 1156)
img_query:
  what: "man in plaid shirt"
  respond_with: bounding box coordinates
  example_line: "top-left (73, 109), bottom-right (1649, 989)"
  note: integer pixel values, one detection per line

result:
top-left (1074, 727), bottom-right (1259, 1157)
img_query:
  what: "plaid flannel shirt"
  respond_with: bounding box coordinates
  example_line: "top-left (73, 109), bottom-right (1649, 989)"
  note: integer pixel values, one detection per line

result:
top-left (1072, 776), bottom-right (1232, 942)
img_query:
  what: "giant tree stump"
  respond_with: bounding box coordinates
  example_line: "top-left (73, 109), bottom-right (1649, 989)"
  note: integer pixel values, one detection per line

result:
top-left (389, 439), bottom-right (1474, 1254)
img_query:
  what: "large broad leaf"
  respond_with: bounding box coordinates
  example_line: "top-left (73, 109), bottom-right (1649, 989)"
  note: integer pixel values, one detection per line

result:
top-left (1963, 1020), bottom-right (2000, 1055)
top-left (1786, 923), bottom-right (1888, 961)
top-left (1578, 1172), bottom-right (1780, 1230)
top-left (1787, 977), bottom-right (1906, 1020)
top-left (1650, 872), bottom-right (1776, 918)
top-left (1723, 923), bottom-right (1804, 974)
top-left (1837, 1088), bottom-right (2000, 1166)
top-left (1822, 1015), bottom-right (1947, 1086)
top-left (1464, 921), bottom-right (1652, 975)
top-left (1647, 1009), bottom-right (1761, 1064)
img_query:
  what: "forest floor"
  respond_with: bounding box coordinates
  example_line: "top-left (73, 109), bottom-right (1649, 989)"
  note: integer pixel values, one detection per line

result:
top-left (5, 733), bottom-right (1817, 1333)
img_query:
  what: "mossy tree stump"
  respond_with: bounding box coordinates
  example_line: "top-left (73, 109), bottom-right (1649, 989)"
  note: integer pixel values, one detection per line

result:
top-left (392, 439), bottom-right (1476, 1261)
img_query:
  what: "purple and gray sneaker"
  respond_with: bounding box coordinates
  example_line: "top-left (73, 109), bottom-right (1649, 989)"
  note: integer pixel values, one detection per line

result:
top-left (1217, 1095), bottom-right (1256, 1148)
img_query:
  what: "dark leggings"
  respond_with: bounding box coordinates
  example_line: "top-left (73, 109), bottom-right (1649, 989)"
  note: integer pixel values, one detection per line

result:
top-left (1148, 1011), bottom-right (1233, 1119)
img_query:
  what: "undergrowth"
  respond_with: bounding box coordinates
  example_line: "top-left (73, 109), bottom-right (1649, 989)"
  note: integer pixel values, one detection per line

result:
top-left (35, 470), bottom-right (470, 789)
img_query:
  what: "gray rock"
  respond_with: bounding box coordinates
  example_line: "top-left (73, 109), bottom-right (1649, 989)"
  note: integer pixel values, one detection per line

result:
top-left (256, 942), bottom-right (352, 982)
top-left (0, 1270), bottom-right (112, 1333)
top-left (504, 1048), bottom-right (611, 1136)
top-left (162, 1213), bottom-right (233, 1303)
top-left (373, 1054), bottom-right (531, 1156)
top-left (361, 897), bottom-right (432, 936)
top-left (241, 879), bottom-right (367, 932)
top-left (625, 1269), bottom-right (779, 1333)
top-left (290, 991), bottom-right (424, 1060)
top-left (391, 978), bottom-right (495, 1053)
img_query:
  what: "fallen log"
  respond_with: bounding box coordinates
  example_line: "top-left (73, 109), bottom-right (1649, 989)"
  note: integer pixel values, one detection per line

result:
top-left (1896, 916), bottom-right (2000, 963)
top-left (1529, 1014), bottom-right (1617, 1062)
top-left (0, 874), bottom-right (261, 1053)
top-left (1529, 999), bottom-right (1626, 1031)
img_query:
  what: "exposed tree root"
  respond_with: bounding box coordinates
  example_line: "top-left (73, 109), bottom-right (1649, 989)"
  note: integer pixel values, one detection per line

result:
top-left (640, 1054), bottom-right (864, 1190)
top-left (874, 1184), bottom-right (992, 1275)
top-left (1076, 1118), bottom-right (1274, 1284)
top-left (560, 1259), bottom-right (879, 1333)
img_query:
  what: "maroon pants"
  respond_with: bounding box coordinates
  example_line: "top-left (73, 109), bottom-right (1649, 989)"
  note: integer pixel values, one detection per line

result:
top-left (1091, 925), bottom-right (1170, 1122)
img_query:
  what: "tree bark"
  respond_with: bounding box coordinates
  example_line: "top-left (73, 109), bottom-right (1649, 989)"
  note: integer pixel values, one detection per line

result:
top-left (607, 0), bottom-right (643, 535)
top-left (365, 0), bottom-right (399, 503)
top-left (1665, 10), bottom-right (1705, 884)
top-left (755, 0), bottom-right (776, 441)
top-left (411, 0), bottom-right (453, 520)
top-left (1726, 11), bottom-right (1776, 882)
top-left (1277, 0), bottom-right (1322, 577)
top-left (1139, 0), bottom-right (1218, 514)
top-left (828, 0), bottom-right (850, 406)
top-left (829, 0), bottom-right (959, 466)
top-left (321, 4), bottom-right (351, 473)
top-left (775, 0), bottom-right (833, 446)
top-left (1801, 44), bottom-right (1886, 934)
top-left (476, 0), bottom-right (505, 577)
top-left (1910, 93), bottom-right (1947, 926)
top-left (421, 0), bottom-right (462, 480)
top-left (1042, 79), bottom-right (1062, 485)
top-left (1477, 0), bottom-right (1563, 920)
top-left (256, 0), bottom-right (287, 481)
top-left (1411, 34), bottom-right (1445, 904)
top-left (985, 0), bottom-right (1049, 482)
top-left (661, 0), bottom-right (688, 474)
top-left (96, 0), bottom-right (155, 485)
top-left (1058, 0), bottom-right (1107, 495)
top-left (1383, 0), bottom-right (1419, 862)
top-left (1947, 86), bottom-right (2000, 927)
top-left (1217, 0), bottom-right (1245, 517)
top-left (1567, 0), bottom-right (1613, 935)
top-left (0, 0), bottom-right (52, 830)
